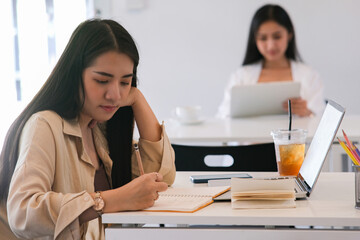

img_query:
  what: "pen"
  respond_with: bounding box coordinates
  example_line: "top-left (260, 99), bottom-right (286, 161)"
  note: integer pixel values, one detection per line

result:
top-left (338, 137), bottom-right (360, 165)
top-left (343, 129), bottom-right (360, 159)
top-left (342, 130), bottom-right (360, 161)
top-left (354, 144), bottom-right (360, 158)
top-left (134, 143), bottom-right (145, 175)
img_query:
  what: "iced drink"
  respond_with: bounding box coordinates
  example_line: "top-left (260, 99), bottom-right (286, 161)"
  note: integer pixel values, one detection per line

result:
top-left (271, 129), bottom-right (307, 176)
top-left (277, 143), bottom-right (305, 176)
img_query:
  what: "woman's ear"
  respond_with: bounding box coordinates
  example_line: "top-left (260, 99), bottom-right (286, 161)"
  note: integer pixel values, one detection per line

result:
top-left (288, 32), bottom-right (293, 42)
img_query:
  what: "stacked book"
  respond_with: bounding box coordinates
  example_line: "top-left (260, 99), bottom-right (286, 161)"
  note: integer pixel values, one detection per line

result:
top-left (231, 177), bottom-right (296, 209)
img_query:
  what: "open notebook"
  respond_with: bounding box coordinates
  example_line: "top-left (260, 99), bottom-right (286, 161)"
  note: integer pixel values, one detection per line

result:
top-left (143, 186), bottom-right (230, 213)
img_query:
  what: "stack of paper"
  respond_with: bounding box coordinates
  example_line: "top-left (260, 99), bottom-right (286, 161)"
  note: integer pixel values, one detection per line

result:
top-left (231, 178), bottom-right (296, 209)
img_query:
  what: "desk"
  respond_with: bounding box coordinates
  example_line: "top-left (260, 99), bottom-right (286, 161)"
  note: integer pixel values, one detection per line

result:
top-left (103, 172), bottom-right (360, 240)
top-left (165, 115), bottom-right (360, 143)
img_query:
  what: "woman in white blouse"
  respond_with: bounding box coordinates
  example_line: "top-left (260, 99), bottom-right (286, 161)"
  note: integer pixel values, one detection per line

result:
top-left (217, 4), bottom-right (325, 118)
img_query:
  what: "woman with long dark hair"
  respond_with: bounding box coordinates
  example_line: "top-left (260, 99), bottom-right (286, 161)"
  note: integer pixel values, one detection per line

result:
top-left (217, 4), bottom-right (325, 118)
top-left (0, 19), bottom-right (175, 239)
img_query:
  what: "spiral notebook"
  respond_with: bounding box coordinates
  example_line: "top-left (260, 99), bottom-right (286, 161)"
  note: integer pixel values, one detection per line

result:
top-left (143, 186), bottom-right (230, 213)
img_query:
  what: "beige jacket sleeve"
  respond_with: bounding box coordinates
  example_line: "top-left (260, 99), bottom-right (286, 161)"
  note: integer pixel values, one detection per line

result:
top-left (7, 114), bottom-right (94, 239)
top-left (131, 123), bottom-right (176, 185)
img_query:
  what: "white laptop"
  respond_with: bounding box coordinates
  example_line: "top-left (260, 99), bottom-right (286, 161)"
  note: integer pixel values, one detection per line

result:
top-left (212, 100), bottom-right (345, 200)
top-left (230, 81), bottom-right (301, 118)
top-left (293, 100), bottom-right (345, 198)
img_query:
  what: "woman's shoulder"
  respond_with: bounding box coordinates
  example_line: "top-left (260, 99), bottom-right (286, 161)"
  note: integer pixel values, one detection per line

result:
top-left (229, 61), bottom-right (262, 84)
top-left (27, 110), bottom-right (64, 128)
top-left (291, 60), bottom-right (318, 75)
top-left (233, 61), bottom-right (262, 74)
top-left (30, 110), bottom-right (62, 121)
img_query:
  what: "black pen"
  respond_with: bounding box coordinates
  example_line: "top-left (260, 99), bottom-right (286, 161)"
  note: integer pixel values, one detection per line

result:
top-left (134, 143), bottom-right (144, 175)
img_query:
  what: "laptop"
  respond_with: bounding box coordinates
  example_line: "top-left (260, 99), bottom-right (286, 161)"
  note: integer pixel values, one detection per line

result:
top-left (294, 100), bottom-right (345, 198)
top-left (230, 81), bottom-right (301, 118)
top-left (212, 100), bottom-right (345, 200)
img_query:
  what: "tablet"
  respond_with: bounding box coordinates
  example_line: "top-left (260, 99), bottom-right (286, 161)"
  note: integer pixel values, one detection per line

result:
top-left (190, 173), bottom-right (252, 183)
top-left (230, 81), bottom-right (301, 118)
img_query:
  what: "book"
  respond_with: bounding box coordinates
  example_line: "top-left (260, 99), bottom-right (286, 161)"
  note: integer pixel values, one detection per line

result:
top-left (143, 186), bottom-right (230, 213)
top-left (231, 178), bottom-right (296, 209)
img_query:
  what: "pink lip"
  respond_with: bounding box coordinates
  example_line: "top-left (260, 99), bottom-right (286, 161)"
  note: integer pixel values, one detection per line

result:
top-left (268, 50), bottom-right (278, 55)
top-left (100, 105), bottom-right (117, 112)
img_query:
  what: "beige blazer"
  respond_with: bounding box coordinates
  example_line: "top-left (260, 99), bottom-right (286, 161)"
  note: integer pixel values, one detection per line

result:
top-left (1, 110), bottom-right (176, 239)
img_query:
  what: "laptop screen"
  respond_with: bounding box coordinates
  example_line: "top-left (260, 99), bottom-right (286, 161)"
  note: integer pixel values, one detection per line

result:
top-left (230, 82), bottom-right (301, 118)
top-left (299, 100), bottom-right (345, 190)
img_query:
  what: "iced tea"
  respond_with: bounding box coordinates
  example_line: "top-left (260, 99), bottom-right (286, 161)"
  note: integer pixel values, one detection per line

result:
top-left (277, 143), bottom-right (305, 176)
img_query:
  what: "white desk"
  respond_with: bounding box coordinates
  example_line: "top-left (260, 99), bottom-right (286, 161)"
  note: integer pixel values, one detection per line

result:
top-left (165, 114), bottom-right (360, 144)
top-left (103, 172), bottom-right (360, 240)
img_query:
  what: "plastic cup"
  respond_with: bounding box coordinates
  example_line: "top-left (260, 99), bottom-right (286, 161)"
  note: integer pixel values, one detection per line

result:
top-left (271, 129), bottom-right (307, 176)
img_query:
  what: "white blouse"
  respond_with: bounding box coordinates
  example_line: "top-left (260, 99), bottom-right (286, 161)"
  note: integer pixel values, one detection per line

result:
top-left (217, 60), bottom-right (325, 118)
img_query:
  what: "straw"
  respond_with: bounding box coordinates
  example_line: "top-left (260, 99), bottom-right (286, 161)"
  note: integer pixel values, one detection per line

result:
top-left (288, 99), bottom-right (292, 140)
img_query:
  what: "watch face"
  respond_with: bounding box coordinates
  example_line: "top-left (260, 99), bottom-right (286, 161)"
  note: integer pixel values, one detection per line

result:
top-left (94, 197), bottom-right (105, 211)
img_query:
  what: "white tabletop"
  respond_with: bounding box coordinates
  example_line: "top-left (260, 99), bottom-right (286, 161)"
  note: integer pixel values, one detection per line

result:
top-left (163, 114), bottom-right (360, 144)
top-left (102, 171), bottom-right (360, 228)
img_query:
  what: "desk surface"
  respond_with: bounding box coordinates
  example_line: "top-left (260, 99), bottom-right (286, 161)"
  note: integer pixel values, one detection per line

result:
top-left (164, 115), bottom-right (360, 143)
top-left (102, 172), bottom-right (360, 228)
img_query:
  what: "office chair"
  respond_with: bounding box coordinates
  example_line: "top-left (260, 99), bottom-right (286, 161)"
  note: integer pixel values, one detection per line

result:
top-left (172, 142), bottom-right (277, 172)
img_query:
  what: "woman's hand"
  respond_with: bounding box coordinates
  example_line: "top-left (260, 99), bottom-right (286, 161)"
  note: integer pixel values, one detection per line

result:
top-left (283, 98), bottom-right (312, 117)
top-left (118, 86), bottom-right (140, 108)
top-left (100, 172), bottom-right (168, 212)
top-left (117, 87), bottom-right (161, 142)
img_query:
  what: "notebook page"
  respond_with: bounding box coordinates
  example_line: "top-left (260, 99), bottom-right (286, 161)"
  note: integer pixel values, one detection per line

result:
top-left (160, 186), bottom-right (230, 198)
top-left (143, 186), bottom-right (230, 213)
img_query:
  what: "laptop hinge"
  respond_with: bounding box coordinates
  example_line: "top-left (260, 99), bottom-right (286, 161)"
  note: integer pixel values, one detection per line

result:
top-left (296, 178), bottom-right (310, 193)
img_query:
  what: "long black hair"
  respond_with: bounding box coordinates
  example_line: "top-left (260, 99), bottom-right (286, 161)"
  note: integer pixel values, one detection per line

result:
top-left (242, 4), bottom-right (301, 65)
top-left (0, 19), bottom-right (139, 202)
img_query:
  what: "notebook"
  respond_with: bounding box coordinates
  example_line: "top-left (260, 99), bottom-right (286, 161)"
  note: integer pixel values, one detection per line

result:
top-left (143, 186), bottom-right (230, 213)
top-left (212, 100), bottom-right (345, 200)
top-left (231, 178), bottom-right (296, 209)
top-left (230, 81), bottom-right (301, 118)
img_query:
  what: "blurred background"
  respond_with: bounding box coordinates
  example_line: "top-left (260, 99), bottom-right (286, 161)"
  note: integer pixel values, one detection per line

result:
top-left (1, 0), bottom-right (359, 146)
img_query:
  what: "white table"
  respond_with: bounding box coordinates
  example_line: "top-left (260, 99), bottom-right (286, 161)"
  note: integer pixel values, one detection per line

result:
top-left (103, 172), bottom-right (360, 240)
top-left (164, 114), bottom-right (360, 144)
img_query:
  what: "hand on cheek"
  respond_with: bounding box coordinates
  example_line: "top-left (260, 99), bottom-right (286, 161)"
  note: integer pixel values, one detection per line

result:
top-left (118, 87), bottom-right (138, 108)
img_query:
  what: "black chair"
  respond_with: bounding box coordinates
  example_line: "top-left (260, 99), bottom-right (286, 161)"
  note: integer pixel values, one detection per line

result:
top-left (172, 143), bottom-right (277, 172)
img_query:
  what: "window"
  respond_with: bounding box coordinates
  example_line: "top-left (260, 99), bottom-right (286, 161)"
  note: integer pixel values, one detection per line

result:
top-left (0, 0), bottom-right (93, 146)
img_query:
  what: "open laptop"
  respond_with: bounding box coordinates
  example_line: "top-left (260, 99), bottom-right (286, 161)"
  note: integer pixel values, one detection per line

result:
top-left (212, 100), bottom-right (345, 200)
top-left (230, 81), bottom-right (301, 118)
top-left (294, 100), bottom-right (345, 198)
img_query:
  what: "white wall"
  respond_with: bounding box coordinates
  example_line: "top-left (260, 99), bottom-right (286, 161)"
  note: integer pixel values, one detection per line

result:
top-left (95, 0), bottom-right (360, 121)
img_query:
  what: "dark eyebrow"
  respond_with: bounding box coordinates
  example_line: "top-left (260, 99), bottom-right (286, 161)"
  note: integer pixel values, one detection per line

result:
top-left (272, 31), bottom-right (283, 35)
top-left (257, 30), bottom-right (283, 36)
top-left (122, 73), bottom-right (133, 78)
top-left (93, 71), bottom-right (133, 79)
top-left (93, 71), bottom-right (113, 78)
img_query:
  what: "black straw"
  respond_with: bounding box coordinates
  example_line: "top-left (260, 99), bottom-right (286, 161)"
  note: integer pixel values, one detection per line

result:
top-left (288, 99), bottom-right (292, 140)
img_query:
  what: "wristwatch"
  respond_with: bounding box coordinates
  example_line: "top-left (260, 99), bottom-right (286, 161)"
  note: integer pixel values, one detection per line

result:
top-left (93, 191), bottom-right (105, 216)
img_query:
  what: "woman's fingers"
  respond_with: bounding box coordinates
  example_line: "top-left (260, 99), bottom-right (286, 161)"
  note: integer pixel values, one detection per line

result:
top-left (153, 172), bottom-right (163, 182)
